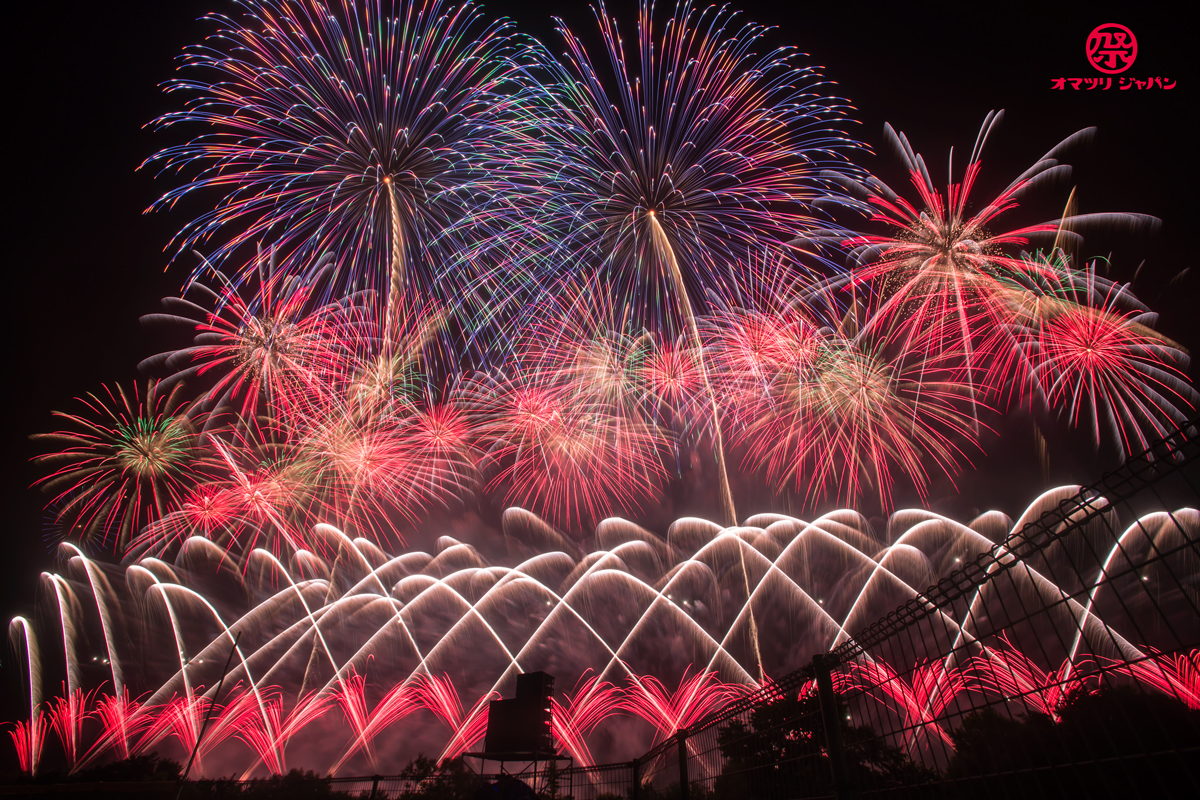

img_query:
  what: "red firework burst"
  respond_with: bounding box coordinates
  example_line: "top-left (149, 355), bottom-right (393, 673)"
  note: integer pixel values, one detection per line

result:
top-left (711, 299), bottom-right (978, 510)
top-left (1032, 266), bottom-right (1196, 459)
top-left (139, 253), bottom-right (354, 425)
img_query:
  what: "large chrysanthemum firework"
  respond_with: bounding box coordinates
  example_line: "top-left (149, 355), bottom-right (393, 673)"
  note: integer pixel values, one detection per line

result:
top-left (539, 0), bottom-right (859, 312)
top-left (145, 0), bottom-right (537, 312)
top-left (32, 382), bottom-right (198, 551)
top-left (836, 111), bottom-right (1157, 397)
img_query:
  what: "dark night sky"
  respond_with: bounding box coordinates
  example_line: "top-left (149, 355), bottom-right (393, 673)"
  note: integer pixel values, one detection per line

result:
top-left (2, 0), bottom-right (1194, 723)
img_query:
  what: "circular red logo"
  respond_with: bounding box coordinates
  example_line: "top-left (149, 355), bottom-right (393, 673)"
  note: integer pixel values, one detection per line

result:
top-left (1086, 23), bottom-right (1137, 74)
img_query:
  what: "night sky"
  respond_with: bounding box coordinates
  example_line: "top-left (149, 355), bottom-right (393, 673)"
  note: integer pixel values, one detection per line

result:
top-left (2, 0), bottom-right (1194, 729)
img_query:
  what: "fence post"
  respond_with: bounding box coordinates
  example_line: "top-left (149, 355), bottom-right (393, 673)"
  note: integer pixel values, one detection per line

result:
top-left (813, 653), bottom-right (851, 800)
top-left (677, 729), bottom-right (690, 800)
top-left (630, 757), bottom-right (640, 800)
top-left (370, 774), bottom-right (380, 799)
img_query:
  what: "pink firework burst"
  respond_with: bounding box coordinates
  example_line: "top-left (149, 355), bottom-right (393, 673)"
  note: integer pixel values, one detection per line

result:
top-left (332, 673), bottom-right (420, 773)
top-left (463, 372), bottom-right (668, 534)
top-left (190, 428), bottom-right (316, 557)
top-left (235, 690), bottom-right (332, 777)
top-left (642, 336), bottom-right (706, 431)
top-left (712, 300), bottom-right (978, 510)
top-left (409, 673), bottom-right (496, 763)
top-left (137, 690), bottom-right (253, 775)
top-left (462, 288), bottom-right (671, 533)
top-left (139, 254), bottom-right (354, 426)
top-left (838, 111), bottom-right (1156, 398)
top-left (90, 689), bottom-right (152, 763)
top-left (300, 398), bottom-right (478, 542)
top-left (620, 669), bottom-right (747, 742)
top-left (969, 635), bottom-right (1095, 721)
top-left (552, 673), bottom-right (623, 766)
top-left (1112, 647), bottom-right (1199, 710)
top-left (7, 714), bottom-right (44, 776)
top-left (47, 685), bottom-right (97, 771)
top-left (847, 657), bottom-right (970, 750)
top-left (131, 485), bottom-right (242, 560)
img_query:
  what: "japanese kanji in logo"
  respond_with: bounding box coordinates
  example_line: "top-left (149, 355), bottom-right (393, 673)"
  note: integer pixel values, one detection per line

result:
top-left (1086, 23), bottom-right (1137, 74)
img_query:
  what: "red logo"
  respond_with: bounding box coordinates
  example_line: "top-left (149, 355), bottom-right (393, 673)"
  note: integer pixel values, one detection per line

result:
top-left (1086, 24), bottom-right (1137, 74)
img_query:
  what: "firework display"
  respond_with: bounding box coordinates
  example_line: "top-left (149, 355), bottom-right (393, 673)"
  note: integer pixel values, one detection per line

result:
top-left (8, 0), bottom-right (1198, 782)
top-left (10, 499), bottom-right (1197, 776)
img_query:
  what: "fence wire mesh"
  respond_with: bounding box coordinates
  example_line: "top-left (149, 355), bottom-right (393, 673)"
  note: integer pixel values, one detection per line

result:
top-left (820, 418), bottom-right (1200, 799)
top-left (641, 418), bottom-right (1199, 799)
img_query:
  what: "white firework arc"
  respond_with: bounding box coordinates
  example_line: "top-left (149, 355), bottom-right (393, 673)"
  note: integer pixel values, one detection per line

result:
top-left (9, 492), bottom-right (1196, 776)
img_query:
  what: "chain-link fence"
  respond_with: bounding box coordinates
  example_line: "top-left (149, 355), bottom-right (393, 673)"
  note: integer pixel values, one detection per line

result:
top-left (818, 418), bottom-right (1200, 799)
top-left (662, 418), bottom-right (1200, 800)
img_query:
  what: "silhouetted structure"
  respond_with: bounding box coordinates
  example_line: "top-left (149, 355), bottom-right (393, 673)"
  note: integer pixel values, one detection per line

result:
top-left (480, 672), bottom-right (557, 761)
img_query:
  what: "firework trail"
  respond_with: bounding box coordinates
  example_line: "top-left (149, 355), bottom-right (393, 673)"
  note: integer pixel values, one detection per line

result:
top-left (8, 618), bottom-right (44, 775)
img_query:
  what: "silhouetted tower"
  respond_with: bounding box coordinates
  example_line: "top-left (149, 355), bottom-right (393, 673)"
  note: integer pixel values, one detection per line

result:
top-left (483, 671), bottom-right (555, 757)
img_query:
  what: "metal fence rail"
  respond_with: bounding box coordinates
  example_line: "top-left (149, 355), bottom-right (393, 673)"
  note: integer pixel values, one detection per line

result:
top-left (323, 759), bottom-right (636, 799)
